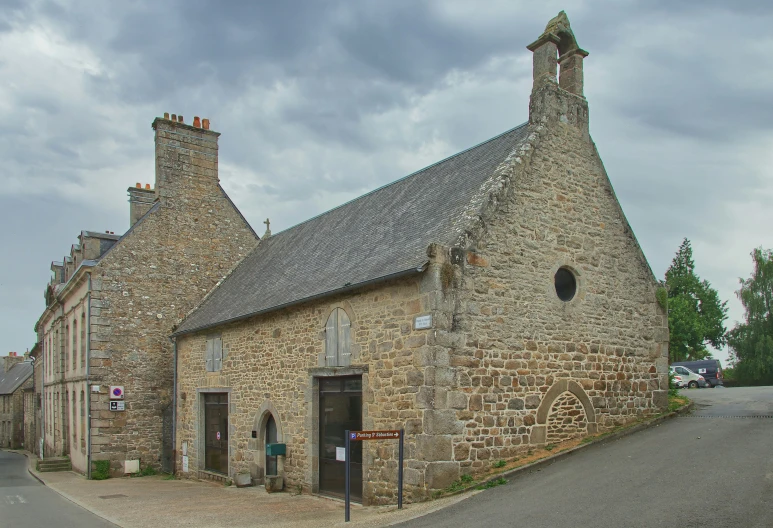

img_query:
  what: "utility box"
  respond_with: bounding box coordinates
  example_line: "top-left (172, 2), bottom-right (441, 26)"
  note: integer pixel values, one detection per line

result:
top-left (266, 443), bottom-right (286, 456)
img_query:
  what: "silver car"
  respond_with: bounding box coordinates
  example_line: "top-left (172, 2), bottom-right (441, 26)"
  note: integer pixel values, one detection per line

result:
top-left (670, 365), bottom-right (708, 388)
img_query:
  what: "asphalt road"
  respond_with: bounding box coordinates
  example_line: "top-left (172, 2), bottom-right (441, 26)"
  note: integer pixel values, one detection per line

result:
top-left (397, 386), bottom-right (773, 528)
top-left (0, 451), bottom-right (115, 528)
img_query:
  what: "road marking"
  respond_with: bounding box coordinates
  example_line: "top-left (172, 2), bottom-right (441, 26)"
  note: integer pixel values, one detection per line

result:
top-left (5, 495), bottom-right (27, 504)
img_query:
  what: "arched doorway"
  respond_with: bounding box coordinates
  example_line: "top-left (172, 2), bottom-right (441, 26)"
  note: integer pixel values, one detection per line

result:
top-left (265, 414), bottom-right (278, 476)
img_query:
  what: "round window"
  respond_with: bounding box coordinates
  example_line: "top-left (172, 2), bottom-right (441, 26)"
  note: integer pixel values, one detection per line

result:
top-left (554, 268), bottom-right (577, 302)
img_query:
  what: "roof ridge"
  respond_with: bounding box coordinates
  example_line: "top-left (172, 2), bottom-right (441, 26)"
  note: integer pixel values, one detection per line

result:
top-left (270, 123), bottom-right (529, 239)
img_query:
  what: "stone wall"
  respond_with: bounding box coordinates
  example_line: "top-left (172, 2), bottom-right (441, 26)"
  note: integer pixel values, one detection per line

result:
top-left (175, 272), bottom-right (444, 504)
top-left (420, 79), bottom-right (669, 485)
top-left (87, 116), bottom-right (258, 474)
top-left (0, 378), bottom-right (32, 449)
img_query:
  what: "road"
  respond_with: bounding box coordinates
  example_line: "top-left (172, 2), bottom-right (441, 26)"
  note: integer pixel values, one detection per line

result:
top-left (398, 386), bottom-right (773, 528)
top-left (0, 450), bottom-right (115, 528)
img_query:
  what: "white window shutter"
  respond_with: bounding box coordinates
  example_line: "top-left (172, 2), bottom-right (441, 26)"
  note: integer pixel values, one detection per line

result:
top-left (214, 337), bottom-right (223, 372)
top-left (338, 310), bottom-right (351, 367)
top-left (325, 310), bottom-right (338, 367)
top-left (205, 338), bottom-right (214, 372)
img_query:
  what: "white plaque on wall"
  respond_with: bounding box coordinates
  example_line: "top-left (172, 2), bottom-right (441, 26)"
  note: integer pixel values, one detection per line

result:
top-left (182, 455), bottom-right (189, 473)
top-left (336, 447), bottom-right (346, 462)
top-left (414, 315), bottom-right (432, 330)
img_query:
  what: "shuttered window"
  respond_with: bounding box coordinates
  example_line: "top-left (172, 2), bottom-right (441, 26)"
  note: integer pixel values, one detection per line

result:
top-left (206, 335), bottom-right (223, 372)
top-left (325, 308), bottom-right (351, 367)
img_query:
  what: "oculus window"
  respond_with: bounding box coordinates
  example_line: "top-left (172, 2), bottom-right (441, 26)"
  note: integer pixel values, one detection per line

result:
top-left (554, 267), bottom-right (577, 302)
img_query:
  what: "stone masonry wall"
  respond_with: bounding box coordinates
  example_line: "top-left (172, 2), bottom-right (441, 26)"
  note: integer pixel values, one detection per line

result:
top-left (424, 81), bottom-right (670, 484)
top-left (87, 117), bottom-right (258, 473)
top-left (175, 271), bottom-right (451, 505)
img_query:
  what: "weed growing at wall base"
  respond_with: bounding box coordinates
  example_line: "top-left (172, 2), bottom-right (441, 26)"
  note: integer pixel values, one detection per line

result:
top-left (91, 460), bottom-right (110, 480)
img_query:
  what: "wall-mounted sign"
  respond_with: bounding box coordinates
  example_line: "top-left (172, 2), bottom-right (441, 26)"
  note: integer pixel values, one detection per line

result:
top-left (414, 315), bottom-right (432, 330)
top-left (336, 447), bottom-right (346, 462)
top-left (182, 455), bottom-right (189, 473)
top-left (216, 431), bottom-right (221, 440)
top-left (109, 401), bottom-right (125, 411)
top-left (110, 386), bottom-right (124, 400)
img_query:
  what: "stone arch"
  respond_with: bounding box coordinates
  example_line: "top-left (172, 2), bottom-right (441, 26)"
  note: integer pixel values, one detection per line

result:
top-left (530, 380), bottom-right (597, 444)
top-left (251, 400), bottom-right (285, 484)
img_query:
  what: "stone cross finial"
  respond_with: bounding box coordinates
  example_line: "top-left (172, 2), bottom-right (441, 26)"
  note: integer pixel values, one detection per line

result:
top-left (263, 218), bottom-right (271, 238)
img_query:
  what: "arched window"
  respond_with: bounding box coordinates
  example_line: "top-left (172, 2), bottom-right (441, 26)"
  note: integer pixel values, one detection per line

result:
top-left (80, 312), bottom-right (86, 369)
top-left (72, 319), bottom-right (78, 372)
top-left (325, 308), bottom-right (351, 367)
top-left (80, 390), bottom-right (86, 452)
top-left (65, 325), bottom-right (70, 374)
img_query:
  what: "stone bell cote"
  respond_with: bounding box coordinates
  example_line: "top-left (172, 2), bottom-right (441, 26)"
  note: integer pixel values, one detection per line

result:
top-left (527, 11), bottom-right (588, 96)
top-left (526, 12), bottom-right (590, 134)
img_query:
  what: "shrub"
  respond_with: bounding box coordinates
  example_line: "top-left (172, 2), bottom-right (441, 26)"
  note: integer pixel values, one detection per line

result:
top-left (92, 460), bottom-right (111, 480)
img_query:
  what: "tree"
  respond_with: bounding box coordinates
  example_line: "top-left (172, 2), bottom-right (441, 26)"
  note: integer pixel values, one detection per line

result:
top-left (665, 238), bottom-right (728, 362)
top-left (728, 248), bottom-right (773, 385)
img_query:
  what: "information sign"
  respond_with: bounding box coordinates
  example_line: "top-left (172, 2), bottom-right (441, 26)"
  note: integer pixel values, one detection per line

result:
top-left (349, 430), bottom-right (401, 441)
top-left (414, 315), bottom-right (432, 330)
top-left (109, 401), bottom-right (125, 411)
top-left (344, 429), bottom-right (404, 522)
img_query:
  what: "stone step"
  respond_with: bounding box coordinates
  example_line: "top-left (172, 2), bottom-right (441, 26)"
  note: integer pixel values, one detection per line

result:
top-left (37, 458), bottom-right (72, 472)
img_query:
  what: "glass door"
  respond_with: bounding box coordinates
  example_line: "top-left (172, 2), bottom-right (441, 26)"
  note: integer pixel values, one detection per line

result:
top-left (319, 376), bottom-right (362, 501)
top-left (204, 393), bottom-right (229, 474)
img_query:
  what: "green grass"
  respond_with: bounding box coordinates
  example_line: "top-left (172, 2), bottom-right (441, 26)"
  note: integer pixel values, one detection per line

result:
top-left (139, 465), bottom-right (158, 477)
top-left (477, 477), bottom-right (507, 490)
top-left (163, 473), bottom-right (177, 480)
top-left (492, 459), bottom-right (507, 469)
top-left (91, 460), bottom-right (110, 480)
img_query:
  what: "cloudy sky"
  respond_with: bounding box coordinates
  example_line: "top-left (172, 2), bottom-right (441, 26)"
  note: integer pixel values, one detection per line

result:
top-left (1, 1), bottom-right (771, 365)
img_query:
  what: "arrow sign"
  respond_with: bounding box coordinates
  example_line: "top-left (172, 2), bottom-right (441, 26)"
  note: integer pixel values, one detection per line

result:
top-left (349, 430), bottom-right (401, 441)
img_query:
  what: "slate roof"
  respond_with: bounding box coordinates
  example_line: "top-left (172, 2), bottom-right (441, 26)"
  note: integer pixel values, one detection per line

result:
top-left (174, 123), bottom-right (531, 336)
top-left (0, 361), bottom-right (33, 395)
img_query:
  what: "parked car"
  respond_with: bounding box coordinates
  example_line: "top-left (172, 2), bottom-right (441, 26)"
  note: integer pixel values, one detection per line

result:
top-left (669, 365), bottom-right (708, 388)
top-left (671, 359), bottom-right (724, 387)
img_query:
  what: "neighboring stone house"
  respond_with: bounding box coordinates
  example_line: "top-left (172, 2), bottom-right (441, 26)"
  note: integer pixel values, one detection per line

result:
top-left (35, 114), bottom-right (259, 475)
top-left (0, 353), bottom-right (34, 449)
top-left (24, 342), bottom-right (42, 455)
top-left (172, 13), bottom-right (669, 505)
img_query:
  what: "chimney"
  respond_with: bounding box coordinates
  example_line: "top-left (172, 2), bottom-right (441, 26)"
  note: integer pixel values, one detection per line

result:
top-left (128, 182), bottom-right (156, 227)
top-left (151, 112), bottom-right (220, 208)
top-left (4, 353), bottom-right (23, 373)
top-left (527, 12), bottom-right (589, 134)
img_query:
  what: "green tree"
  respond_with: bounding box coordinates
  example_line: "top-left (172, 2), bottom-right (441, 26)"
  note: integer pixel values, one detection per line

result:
top-left (728, 248), bottom-right (773, 385)
top-left (665, 238), bottom-right (728, 362)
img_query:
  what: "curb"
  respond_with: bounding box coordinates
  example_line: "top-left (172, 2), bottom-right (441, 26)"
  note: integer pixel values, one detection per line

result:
top-left (444, 400), bottom-right (695, 496)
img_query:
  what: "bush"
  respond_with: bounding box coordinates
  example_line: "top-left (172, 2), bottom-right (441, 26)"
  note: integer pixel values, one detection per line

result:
top-left (140, 465), bottom-right (158, 477)
top-left (92, 460), bottom-right (111, 480)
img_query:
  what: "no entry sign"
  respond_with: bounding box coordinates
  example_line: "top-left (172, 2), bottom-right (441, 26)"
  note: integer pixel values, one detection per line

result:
top-left (349, 430), bottom-right (401, 441)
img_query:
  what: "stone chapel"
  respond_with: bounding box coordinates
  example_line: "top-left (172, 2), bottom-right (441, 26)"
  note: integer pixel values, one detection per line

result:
top-left (172, 12), bottom-right (669, 504)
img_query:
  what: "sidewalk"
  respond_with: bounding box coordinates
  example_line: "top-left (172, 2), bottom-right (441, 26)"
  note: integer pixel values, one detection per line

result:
top-left (10, 400), bottom-right (693, 527)
top-left (17, 451), bottom-right (471, 528)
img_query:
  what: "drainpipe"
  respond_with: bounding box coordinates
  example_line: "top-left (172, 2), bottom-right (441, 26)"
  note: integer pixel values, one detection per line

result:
top-left (86, 274), bottom-right (92, 480)
top-left (40, 334), bottom-right (45, 460)
top-left (172, 337), bottom-right (177, 475)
